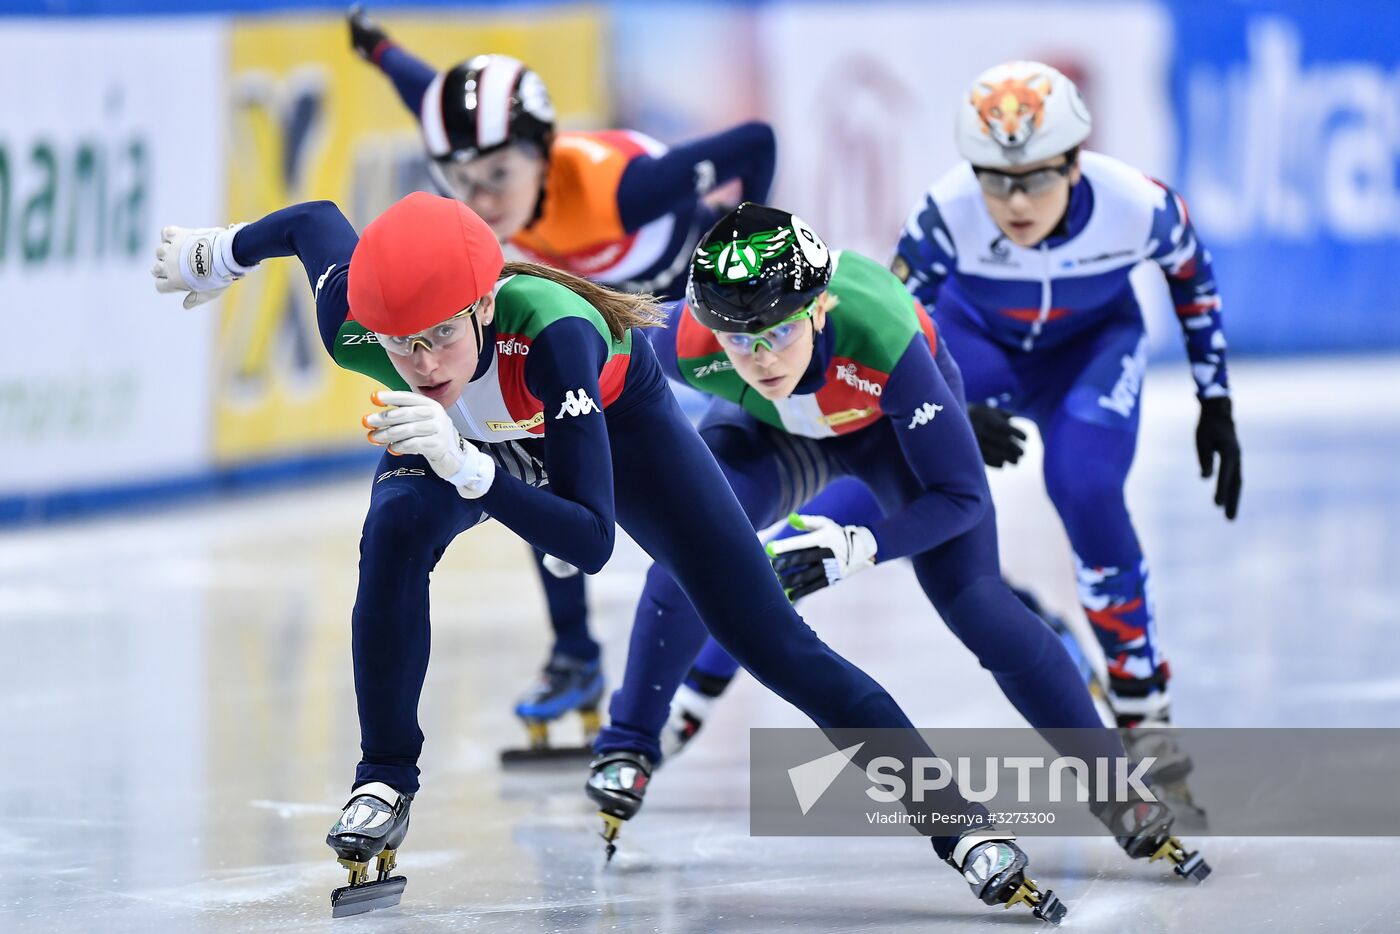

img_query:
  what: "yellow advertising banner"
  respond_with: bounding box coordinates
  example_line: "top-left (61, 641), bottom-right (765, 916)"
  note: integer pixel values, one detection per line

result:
top-left (217, 8), bottom-right (607, 462)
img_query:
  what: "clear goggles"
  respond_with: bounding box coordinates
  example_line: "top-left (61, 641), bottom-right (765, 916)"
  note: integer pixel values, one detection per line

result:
top-left (973, 161), bottom-right (1074, 199)
top-left (714, 306), bottom-right (814, 357)
top-left (430, 155), bottom-right (515, 204)
top-left (373, 301), bottom-right (480, 357)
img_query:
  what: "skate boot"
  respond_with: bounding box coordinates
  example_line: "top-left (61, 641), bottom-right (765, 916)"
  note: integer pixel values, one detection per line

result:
top-left (944, 827), bottom-right (1068, 925)
top-left (1098, 797), bottom-right (1211, 882)
top-left (585, 750), bottom-right (653, 862)
top-left (325, 782), bottom-right (412, 917)
top-left (659, 668), bottom-right (734, 760)
top-left (1110, 664), bottom-right (1207, 829)
top-left (500, 652), bottom-right (605, 765)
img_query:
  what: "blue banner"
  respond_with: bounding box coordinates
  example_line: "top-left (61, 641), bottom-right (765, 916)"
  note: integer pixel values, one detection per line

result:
top-left (1169, 0), bottom-right (1400, 353)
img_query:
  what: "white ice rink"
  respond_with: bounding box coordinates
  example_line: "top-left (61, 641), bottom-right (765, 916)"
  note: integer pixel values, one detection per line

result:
top-left (3, 356), bottom-right (1399, 932)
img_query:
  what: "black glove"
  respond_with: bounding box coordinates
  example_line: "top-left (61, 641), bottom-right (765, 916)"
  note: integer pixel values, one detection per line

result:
top-left (1195, 396), bottom-right (1241, 520)
top-left (967, 403), bottom-right (1027, 468)
top-left (348, 5), bottom-right (391, 62)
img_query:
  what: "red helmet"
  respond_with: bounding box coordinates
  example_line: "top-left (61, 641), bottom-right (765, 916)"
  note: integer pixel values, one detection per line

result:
top-left (348, 192), bottom-right (505, 335)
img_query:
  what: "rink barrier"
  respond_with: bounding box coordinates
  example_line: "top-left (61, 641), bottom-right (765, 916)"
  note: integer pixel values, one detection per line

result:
top-left (0, 448), bottom-right (379, 527)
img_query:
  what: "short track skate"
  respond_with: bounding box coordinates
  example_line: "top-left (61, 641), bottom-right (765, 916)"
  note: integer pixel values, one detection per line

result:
top-left (500, 654), bottom-right (605, 765)
top-left (585, 750), bottom-right (653, 862)
top-left (947, 828), bottom-right (1068, 925)
top-left (326, 782), bottom-right (412, 917)
top-left (1100, 798), bottom-right (1212, 883)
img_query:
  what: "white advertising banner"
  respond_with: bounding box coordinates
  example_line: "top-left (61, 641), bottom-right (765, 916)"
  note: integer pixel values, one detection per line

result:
top-left (756, 1), bottom-right (1178, 349)
top-left (0, 20), bottom-right (226, 496)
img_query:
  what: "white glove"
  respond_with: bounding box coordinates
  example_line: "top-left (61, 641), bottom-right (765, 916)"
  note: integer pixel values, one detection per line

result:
top-left (364, 390), bottom-right (496, 498)
top-left (542, 554), bottom-right (581, 578)
top-left (151, 224), bottom-right (255, 309)
top-left (765, 513), bottom-right (877, 599)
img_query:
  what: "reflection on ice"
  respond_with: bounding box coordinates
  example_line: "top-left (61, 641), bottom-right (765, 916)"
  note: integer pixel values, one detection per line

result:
top-left (2, 357), bottom-right (1398, 931)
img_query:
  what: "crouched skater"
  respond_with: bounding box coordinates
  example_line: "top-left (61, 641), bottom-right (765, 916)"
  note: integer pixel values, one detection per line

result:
top-left (154, 193), bottom-right (1084, 922)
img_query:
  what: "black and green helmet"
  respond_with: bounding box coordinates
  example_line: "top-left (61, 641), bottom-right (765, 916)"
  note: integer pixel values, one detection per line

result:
top-left (687, 202), bottom-right (832, 333)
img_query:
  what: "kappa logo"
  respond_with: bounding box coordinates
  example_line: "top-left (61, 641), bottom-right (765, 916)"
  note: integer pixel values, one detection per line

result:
top-left (693, 358), bottom-right (735, 378)
top-left (835, 363), bottom-right (883, 397)
top-left (376, 467), bottom-right (427, 483)
top-left (907, 402), bottom-right (944, 429)
top-left (315, 263), bottom-right (337, 299)
top-left (555, 389), bottom-right (600, 419)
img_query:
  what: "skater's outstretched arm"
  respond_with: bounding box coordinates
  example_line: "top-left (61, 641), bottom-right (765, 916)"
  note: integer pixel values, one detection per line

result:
top-left (348, 6), bottom-right (437, 118)
top-left (152, 200), bottom-right (412, 390)
top-left (615, 122), bottom-right (776, 233)
top-left (229, 201), bottom-right (360, 356)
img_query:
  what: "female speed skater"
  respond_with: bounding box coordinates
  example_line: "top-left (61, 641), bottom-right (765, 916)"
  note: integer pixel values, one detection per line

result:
top-left (890, 62), bottom-right (1240, 755)
top-left (347, 6), bottom-right (778, 753)
top-left (586, 201), bottom-right (1209, 890)
top-left (665, 64), bottom-right (1242, 816)
top-left (152, 192), bottom-right (1076, 922)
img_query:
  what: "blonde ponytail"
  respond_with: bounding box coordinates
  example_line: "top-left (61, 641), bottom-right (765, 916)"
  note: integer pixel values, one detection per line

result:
top-left (500, 261), bottom-right (667, 341)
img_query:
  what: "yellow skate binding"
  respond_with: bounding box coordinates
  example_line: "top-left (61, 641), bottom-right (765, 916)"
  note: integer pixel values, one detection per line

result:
top-left (500, 708), bottom-right (603, 765)
top-left (599, 812), bottom-right (626, 863)
top-left (1005, 876), bottom-right (1069, 925)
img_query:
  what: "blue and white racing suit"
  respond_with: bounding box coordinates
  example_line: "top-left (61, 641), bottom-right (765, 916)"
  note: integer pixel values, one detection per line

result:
top-left (889, 150), bottom-right (1230, 714)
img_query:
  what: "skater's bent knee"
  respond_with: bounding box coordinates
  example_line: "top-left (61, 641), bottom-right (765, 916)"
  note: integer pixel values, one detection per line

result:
top-left (940, 577), bottom-right (1055, 671)
top-left (361, 486), bottom-right (440, 553)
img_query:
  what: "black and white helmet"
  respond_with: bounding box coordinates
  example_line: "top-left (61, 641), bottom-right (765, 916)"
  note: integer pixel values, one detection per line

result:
top-left (419, 53), bottom-right (555, 163)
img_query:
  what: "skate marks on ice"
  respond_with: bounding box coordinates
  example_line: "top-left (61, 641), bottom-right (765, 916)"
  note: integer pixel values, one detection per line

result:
top-left (5, 358), bottom-right (1400, 931)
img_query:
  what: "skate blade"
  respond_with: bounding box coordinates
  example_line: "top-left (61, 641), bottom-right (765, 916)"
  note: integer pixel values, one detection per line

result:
top-left (1005, 879), bottom-right (1068, 926)
top-left (499, 744), bottom-right (595, 766)
top-left (1150, 837), bottom-right (1211, 884)
top-left (1173, 850), bottom-right (1211, 883)
top-left (330, 875), bottom-right (406, 918)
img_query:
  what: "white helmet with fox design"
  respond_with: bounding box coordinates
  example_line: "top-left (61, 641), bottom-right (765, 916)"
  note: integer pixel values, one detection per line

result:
top-left (956, 61), bottom-right (1092, 168)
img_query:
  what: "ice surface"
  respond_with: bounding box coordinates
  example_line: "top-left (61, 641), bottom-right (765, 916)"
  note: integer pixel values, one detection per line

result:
top-left (2, 356), bottom-right (1398, 932)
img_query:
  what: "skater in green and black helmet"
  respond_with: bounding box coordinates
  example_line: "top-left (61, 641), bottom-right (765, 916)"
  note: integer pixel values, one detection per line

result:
top-left (589, 203), bottom-right (1210, 908)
